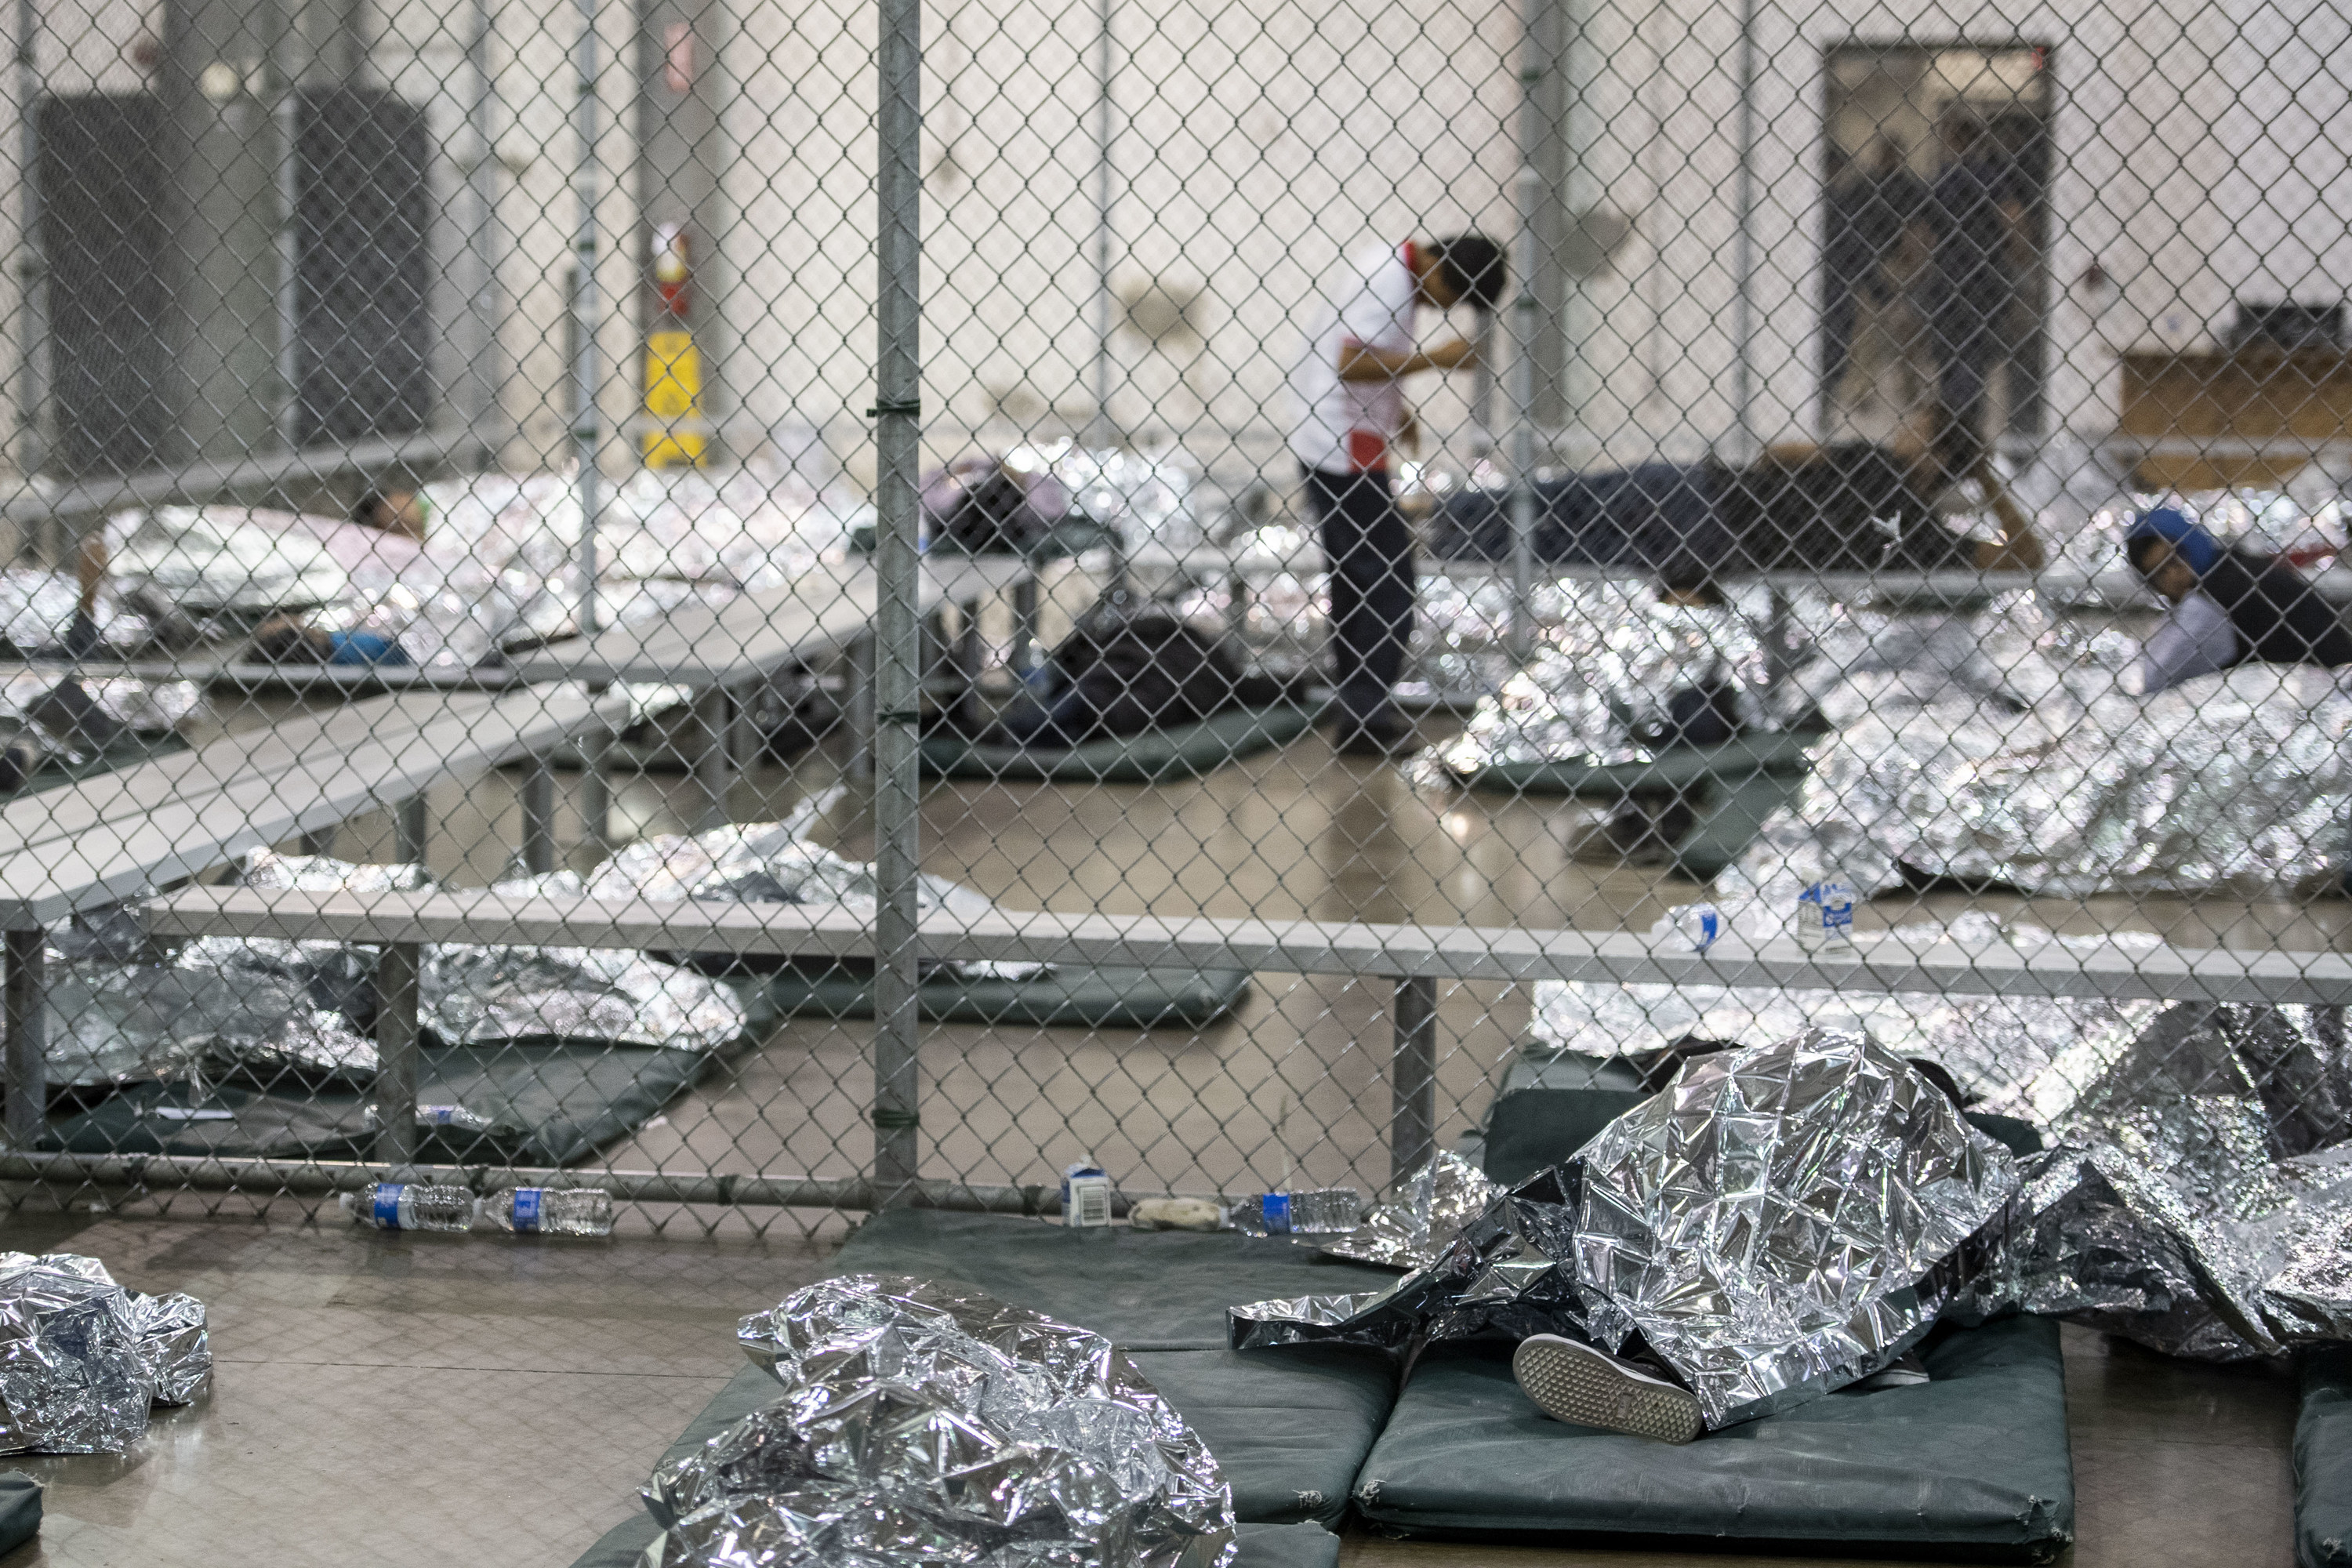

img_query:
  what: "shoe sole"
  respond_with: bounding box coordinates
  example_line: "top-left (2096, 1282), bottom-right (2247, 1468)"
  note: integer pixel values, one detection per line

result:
top-left (1512, 1337), bottom-right (1703, 1443)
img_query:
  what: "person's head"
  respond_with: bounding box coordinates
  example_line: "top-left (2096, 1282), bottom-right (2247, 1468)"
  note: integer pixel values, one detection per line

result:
top-left (1866, 138), bottom-right (1900, 176)
top-left (1941, 114), bottom-right (1984, 158)
top-left (1417, 234), bottom-right (1506, 313)
top-left (1657, 553), bottom-right (1726, 607)
top-left (2126, 507), bottom-right (2222, 604)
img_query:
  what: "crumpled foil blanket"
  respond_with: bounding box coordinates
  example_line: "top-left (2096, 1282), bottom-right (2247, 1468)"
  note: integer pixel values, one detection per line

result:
top-left (634, 1274), bottom-right (1235, 1568)
top-left (0, 1253), bottom-right (210, 1454)
top-left (1313, 1150), bottom-right (1503, 1272)
top-left (1519, 909), bottom-right (2167, 1122)
top-left (1973, 1002), bottom-right (2352, 1360)
top-left (1235, 1031), bottom-right (2018, 1428)
top-left (1725, 591), bottom-right (2352, 898)
top-left (1426, 582), bottom-right (1788, 772)
top-left (586, 821), bottom-right (1043, 981)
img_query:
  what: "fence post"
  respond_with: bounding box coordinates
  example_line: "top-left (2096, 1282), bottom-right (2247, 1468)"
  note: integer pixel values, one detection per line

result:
top-left (870, 0), bottom-right (924, 1207)
top-left (570, 0), bottom-right (604, 639)
top-left (3, 927), bottom-right (44, 1148)
top-left (12, 0), bottom-right (46, 481)
top-left (1391, 975), bottom-right (1436, 1187)
top-left (373, 941), bottom-right (420, 1165)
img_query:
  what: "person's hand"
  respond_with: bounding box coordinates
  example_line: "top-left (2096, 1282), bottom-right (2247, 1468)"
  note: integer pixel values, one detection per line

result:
top-left (1424, 336), bottom-right (1479, 372)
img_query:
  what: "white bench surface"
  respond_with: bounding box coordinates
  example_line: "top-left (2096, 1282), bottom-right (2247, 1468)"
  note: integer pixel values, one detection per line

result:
top-left (139, 884), bottom-right (2352, 1006)
top-left (506, 556), bottom-right (1033, 684)
top-left (0, 686), bottom-right (625, 926)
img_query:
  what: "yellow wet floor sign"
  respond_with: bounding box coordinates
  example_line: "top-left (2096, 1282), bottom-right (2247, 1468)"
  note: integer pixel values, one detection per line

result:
top-left (644, 328), bottom-right (706, 468)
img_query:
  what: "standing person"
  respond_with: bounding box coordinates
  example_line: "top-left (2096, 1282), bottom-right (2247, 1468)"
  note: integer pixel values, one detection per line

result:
top-left (1922, 114), bottom-right (2028, 479)
top-left (1290, 234), bottom-right (1504, 755)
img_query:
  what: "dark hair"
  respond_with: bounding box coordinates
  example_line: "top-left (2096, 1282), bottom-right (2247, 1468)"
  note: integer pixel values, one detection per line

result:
top-left (1428, 234), bottom-right (1506, 313)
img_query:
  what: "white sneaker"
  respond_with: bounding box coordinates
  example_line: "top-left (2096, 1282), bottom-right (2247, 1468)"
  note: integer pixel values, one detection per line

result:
top-left (1512, 1334), bottom-right (1703, 1444)
top-left (1852, 1349), bottom-right (1931, 1392)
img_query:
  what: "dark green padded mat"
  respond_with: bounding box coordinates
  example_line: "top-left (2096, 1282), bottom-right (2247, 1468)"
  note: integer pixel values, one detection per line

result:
top-left (1348, 1085), bottom-right (2073, 1561)
top-left (1352, 1314), bottom-right (2073, 1561)
top-left (0, 1471), bottom-right (38, 1557)
top-left (40, 1042), bottom-right (713, 1167)
top-left (1450, 727), bottom-right (1818, 797)
top-left (2299, 1345), bottom-right (2352, 1567)
top-left (828, 1208), bottom-right (1400, 1526)
top-left (752, 964), bottom-right (1252, 1029)
top-left (920, 703), bottom-right (1318, 784)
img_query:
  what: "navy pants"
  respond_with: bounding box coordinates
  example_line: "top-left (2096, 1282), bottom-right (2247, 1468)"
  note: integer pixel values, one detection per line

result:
top-left (1302, 465), bottom-right (1414, 728)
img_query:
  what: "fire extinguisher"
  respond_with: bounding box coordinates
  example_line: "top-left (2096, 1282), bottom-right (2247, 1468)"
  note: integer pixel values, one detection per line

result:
top-left (653, 222), bottom-right (691, 319)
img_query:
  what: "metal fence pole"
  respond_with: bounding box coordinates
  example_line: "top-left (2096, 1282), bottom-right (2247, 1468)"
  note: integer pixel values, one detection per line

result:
top-left (372, 940), bottom-right (420, 1165)
top-left (1089, 0), bottom-right (1113, 444)
top-left (570, 0), bottom-right (604, 637)
top-left (10, 0), bottom-right (45, 484)
top-left (1504, 0), bottom-right (1550, 665)
top-left (1391, 975), bottom-right (1436, 1187)
top-left (1730, 0), bottom-right (1756, 459)
top-left (870, 0), bottom-right (924, 1207)
top-left (2, 927), bottom-right (44, 1148)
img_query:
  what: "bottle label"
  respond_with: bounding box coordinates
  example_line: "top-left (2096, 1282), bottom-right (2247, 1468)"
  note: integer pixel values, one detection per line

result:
top-left (1261, 1192), bottom-right (1292, 1234)
top-left (513, 1189), bottom-right (543, 1232)
top-left (372, 1184), bottom-right (405, 1229)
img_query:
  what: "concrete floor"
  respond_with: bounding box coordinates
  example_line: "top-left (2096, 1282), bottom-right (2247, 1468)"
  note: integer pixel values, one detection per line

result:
top-left (7, 688), bottom-right (2329, 1563)
top-left (0, 1204), bottom-right (2305, 1568)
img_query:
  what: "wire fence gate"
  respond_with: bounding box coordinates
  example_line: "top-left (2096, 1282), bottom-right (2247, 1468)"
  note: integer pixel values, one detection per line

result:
top-left (0, 0), bottom-right (2347, 1243)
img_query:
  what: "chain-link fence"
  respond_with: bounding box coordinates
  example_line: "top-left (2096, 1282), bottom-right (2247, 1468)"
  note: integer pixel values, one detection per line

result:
top-left (0, 0), bottom-right (2349, 1264)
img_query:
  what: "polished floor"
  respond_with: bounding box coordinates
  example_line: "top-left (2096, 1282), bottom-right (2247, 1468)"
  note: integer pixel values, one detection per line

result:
top-left (0, 1204), bottom-right (2305, 1568)
top-left (5, 689), bottom-right (2331, 1563)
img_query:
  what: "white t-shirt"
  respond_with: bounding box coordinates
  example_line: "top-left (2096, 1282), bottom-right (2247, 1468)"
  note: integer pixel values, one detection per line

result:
top-left (2132, 589), bottom-right (2238, 695)
top-left (1288, 242), bottom-right (1419, 475)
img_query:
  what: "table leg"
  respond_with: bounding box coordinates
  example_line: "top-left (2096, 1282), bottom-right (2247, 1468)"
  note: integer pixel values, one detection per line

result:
top-left (848, 633), bottom-right (876, 786)
top-left (3, 929), bottom-right (45, 1149)
top-left (396, 795), bottom-right (430, 867)
top-left (521, 755), bottom-right (557, 875)
top-left (373, 941), bottom-right (420, 1165)
top-left (1390, 976), bottom-right (1437, 1189)
top-left (695, 686), bottom-right (732, 830)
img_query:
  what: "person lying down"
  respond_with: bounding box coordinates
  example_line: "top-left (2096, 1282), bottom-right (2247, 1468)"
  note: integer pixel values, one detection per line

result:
top-left (2127, 506), bottom-right (2352, 695)
top-left (1229, 1030), bottom-right (2019, 1440)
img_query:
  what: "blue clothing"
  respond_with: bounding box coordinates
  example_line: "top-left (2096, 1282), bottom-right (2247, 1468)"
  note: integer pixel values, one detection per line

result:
top-left (325, 630), bottom-right (411, 666)
top-left (2125, 507), bottom-right (2223, 575)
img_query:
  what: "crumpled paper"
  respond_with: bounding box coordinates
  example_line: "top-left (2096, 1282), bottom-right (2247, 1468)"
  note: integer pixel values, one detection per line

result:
top-left (638, 1274), bottom-right (1235, 1568)
top-left (1235, 1032), bottom-right (2019, 1428)
top-left (1727, 592), bottom-right (2352, 898)
top-left (0, 1254), bottom-right (211, 1454)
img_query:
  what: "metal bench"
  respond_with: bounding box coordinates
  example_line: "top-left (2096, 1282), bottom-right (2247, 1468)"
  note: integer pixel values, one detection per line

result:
top-left (79, 882), bottom-right (2350, 1209)
top-left (0, 685), bottom-right (629, 1145)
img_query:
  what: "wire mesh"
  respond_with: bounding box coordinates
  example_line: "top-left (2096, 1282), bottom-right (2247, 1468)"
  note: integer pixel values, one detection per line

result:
top-left (0, 0), bottom-right (2343, 1272)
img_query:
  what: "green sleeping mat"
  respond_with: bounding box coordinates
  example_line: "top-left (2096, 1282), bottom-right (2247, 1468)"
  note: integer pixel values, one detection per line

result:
top-left (826, 1207), bottom-right (1401, 1528)
top-left (39, 1041), bottom-right (714, 1167)
top-left (0, 1471), bottom-right (39, 1557)
top-left (1341, 1084), bottom-right (2073, 1561)
top-left (2299, 1345), bottom-right (2352, 1567)
top-left (1449, 726), bottom-right (1819, 797)
top-left (1352, 1315), bottom-right (2073, 1562)
top-left (920, 703), bottom-right (1318, 784)
top-left (751, 963), bottom-right (1253, 1029)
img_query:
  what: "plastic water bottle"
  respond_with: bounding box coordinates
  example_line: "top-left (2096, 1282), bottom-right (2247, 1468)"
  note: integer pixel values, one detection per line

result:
top-left (477, 1186), bottom-right (614, 1236)
top-left (1231, 1188), bottom-right (1363, 1236)
top-left (340, 1182), bottom-right (475, 1232)
top-left (1672, 902), bottom-right (1726, 952)
top-left (1795, 880), bottom-right (1855, 949)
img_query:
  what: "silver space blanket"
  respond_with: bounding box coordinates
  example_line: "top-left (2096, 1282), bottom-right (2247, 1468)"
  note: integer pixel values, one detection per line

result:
top-left (636, 1274), bottom-right (1235, 1568)
top-left (1232, 1031), bottom-right (2020, 1428)
top-left (1723, 591), bottom-right (2352, 899)
top-left (1976, 1001), bottom-right (2352, 1360)
top-left (0, 1253), bottom-right (210, 1454)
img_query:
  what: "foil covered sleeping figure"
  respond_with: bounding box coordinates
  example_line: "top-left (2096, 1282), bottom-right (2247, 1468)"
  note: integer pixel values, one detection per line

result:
top-left (1231, 1030), bottom-right (2020, 1435)
top-left (638, 1275), bottom-right (1234, 1568)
